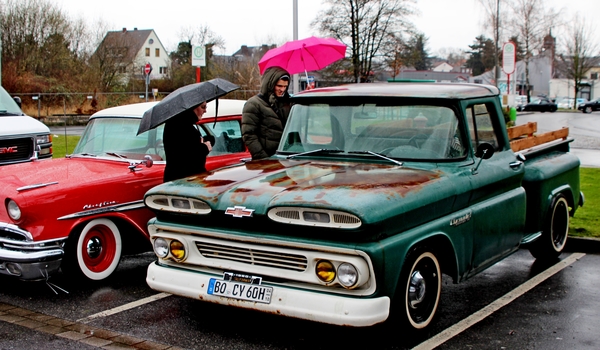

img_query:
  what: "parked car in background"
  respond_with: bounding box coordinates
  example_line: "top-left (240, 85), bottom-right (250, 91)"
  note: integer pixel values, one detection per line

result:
top-left (578, 99), bottom-right (600, 113)
top-left (517, 97), bottom-right (557, 112)
top-left (556, 97), bottom-right (573, 109)
top-left (0, 86), bottom-right (52, 165)
top-left (0, 99), bottom-right (249, 282)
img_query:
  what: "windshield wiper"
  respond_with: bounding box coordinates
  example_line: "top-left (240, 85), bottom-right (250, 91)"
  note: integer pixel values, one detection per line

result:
top-left (105, 152), bottom-right (128, 159)
top-left (286, 148), bottom-right (344, 159)
top-left (348, 151), bottom-right (403, 166)
top-left (67, 152), bottom-right (96, 158)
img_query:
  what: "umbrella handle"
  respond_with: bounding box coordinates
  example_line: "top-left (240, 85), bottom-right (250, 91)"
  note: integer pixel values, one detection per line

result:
top-left (213, 98), bottom-right (219, 128)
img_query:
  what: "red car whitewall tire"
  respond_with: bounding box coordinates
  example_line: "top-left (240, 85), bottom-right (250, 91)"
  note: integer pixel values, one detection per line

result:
top-left (74, 218), bottom-right (122, 280)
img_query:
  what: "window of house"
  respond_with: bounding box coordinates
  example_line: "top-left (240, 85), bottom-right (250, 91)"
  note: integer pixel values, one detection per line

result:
top-left (591, 72), bottom-right (598, 80)
top-left (118, 66), bottom-right (127, 74)
top-left (465, 103), bottom-right (501, 152)
top-left (145, 48), bottom-right (150, 56)
top-left (155, 48), bottom-right (160, 57)
top-left (159, 67), bottom-right (168, 74)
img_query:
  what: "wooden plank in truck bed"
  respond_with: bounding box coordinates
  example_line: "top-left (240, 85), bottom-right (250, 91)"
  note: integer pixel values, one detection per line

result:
top-left (509, 123), bottom-right (569, 152)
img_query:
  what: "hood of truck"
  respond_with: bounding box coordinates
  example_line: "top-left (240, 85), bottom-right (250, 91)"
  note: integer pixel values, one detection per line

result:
top-left (148, 158), bottom-right (464, 225)
top-left (0, 116), bottom-right (50, 136)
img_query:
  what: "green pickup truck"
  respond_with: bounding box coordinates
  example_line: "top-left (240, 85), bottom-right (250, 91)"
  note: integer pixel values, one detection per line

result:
top-left (144, 83), bottom-right (583, 329)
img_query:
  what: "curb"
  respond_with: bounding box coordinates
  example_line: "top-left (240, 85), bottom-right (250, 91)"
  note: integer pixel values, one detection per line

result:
top-left (565, 236), bottom-right (600, 253)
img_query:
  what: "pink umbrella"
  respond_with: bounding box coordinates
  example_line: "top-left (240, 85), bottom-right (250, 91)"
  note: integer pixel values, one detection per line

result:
top-left (258, 36), bottom-right (346, 76)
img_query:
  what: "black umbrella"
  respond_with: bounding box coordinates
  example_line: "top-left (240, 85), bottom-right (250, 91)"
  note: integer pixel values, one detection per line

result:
top-left (137, 78), bottom-right (240, 135)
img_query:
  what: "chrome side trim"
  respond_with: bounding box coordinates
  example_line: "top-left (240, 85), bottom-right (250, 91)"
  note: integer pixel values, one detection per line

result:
top-left (16, 181), bottom-right (59, 192)
top-left (57, 200), bottom-right (146, 220)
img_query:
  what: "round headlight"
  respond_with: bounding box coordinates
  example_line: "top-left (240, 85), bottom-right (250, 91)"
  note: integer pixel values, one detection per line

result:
top-left (170, 240), bottom-right (186, 260)
top-left (337, 263), bottom-right (358, 288)
top-left (316, 260), bottom-right (336, 283)
top-left (7, 199), bottom-right (22, 221)
top-left (153, 238), bottom-right (169, 258)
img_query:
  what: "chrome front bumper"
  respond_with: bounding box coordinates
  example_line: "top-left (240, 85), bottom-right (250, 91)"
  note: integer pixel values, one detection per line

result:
top-left (147, 262), bottom-right (390, 327)
top-left (0, 222), bottom-right (65, 280)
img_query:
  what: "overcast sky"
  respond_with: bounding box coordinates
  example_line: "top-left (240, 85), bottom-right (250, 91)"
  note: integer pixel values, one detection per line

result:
top-left (55, 0), bottom-right (600, 56)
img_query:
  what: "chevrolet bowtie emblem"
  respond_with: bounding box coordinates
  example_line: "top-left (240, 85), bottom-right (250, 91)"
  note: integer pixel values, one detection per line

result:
top-left (225, 206), bottom-right (255, 218)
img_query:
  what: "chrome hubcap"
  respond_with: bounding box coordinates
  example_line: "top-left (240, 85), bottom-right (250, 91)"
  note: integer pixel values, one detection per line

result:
top-left (86, 237), bottom-right (102, 259)
top-left (408, 270), bottom-right (426, 308)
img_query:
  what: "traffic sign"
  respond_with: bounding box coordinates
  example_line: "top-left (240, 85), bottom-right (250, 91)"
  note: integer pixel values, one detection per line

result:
top-left (192, 45), bottom-right (206, 67)
top-left (144, 63), bottom-right (152, 76)
top-left (502, 42), bottom-right (516, 75)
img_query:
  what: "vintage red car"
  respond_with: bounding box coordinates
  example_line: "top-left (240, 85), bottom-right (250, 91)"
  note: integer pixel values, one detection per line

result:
top-left (0, 99), bottom-right (249, 281)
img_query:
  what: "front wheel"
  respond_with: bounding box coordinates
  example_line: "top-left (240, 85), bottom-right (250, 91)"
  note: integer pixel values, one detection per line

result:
top-left (64, 219), bottom-right (122, 281)
top-left (529, 195), bottom-right (569, 260)
top-left (585, 106), bottom-right (592, 113)
top-left (394, 247), bottom-right (442, 329)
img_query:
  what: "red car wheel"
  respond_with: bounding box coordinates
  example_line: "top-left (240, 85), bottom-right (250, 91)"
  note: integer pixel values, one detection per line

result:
top-left (75, 219), bottom-right (122, 280)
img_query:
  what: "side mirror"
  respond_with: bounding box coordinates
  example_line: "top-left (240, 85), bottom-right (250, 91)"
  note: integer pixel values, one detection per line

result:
top-left (472, 143), bottom-right (495, 175)
top-left (129, 155), bottom-right (154, 172)
top-left (475, 143), bottom-right (495, 159)
top-left (13, 96), bottom-right (22, 109)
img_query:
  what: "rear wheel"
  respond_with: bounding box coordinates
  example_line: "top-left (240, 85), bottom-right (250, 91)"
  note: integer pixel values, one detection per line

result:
top-left (529, 195), bottom-right (569, 260)
top-left (64, 219), bottom-right (122, 281)
top-left (394, 247), bottom-right (442, 329)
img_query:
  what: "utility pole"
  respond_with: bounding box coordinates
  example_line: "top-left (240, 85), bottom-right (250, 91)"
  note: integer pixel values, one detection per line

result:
top-left (495, 0), bottom-right (500, 88)
top-left (292, 0), bottom-right (299, 94)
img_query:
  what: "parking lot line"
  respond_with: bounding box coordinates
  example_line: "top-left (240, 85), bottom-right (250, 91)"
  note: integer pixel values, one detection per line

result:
top-left (412, 252), bottom-right (585, 350)
top-left (77, 292), bottom-right (171, 323)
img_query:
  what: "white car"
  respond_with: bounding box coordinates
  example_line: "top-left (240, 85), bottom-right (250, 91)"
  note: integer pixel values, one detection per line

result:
top-left (0, 86), bottom-right (52, 165)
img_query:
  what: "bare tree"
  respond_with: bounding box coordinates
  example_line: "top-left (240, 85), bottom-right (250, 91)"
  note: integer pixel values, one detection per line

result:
top-left (0, 0), bottom-right (72, 90)
top-left (313, 0), bottom-right (415, 83)
top-left (89, 31), bottom-right (139, 91)
top-left (477, 0), bottom-right (512, 86)
top-left (557, 16), bottom-right (600, 108)
top-left (507, 0), bottom-right (559, 98)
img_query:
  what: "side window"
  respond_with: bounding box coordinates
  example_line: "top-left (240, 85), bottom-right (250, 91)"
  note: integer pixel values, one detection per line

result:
top-left (200, 120), bottom-right (245, 155)
top-left (466, 103), bottom-right (500, 151)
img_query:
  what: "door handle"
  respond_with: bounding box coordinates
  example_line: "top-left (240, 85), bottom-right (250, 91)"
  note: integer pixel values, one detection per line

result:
top-left (509, 160), bottom-right (523, 169)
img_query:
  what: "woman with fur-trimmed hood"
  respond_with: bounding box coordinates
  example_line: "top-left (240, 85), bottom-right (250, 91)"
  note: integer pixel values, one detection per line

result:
top-left (242, 66), bottom-right (291, 159)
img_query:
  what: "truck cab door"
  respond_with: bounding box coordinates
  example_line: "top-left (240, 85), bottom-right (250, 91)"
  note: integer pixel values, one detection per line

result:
top-left (464, 102), bottom-right (527, 275)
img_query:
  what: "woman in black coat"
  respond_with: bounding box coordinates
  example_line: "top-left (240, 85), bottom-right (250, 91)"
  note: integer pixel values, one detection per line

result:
top-left (162, 102), bottom-right (213, 182)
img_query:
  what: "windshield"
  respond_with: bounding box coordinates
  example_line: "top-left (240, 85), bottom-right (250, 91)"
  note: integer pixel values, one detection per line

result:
top-left (0, 86), bottom-right (24, 115)
top-left (279, 103), bottom-right (467, 160)
top-left (73, 117), bottom-right (165, 161)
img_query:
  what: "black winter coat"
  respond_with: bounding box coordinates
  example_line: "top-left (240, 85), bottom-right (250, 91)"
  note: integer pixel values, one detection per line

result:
top-left (242, 66), bottom-right (291, 159)
top-left (163, 110), bottom-right (210, 182)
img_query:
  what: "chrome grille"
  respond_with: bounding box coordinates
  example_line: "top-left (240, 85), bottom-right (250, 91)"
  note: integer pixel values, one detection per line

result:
top-left (333, 213), bottom-right (361, 224)
top-left (196, 241), bottom-right (308, 272)
top-left (275, 210), bottom-right (300, 220)
top-left (0, 137), bottom-right (33, 164)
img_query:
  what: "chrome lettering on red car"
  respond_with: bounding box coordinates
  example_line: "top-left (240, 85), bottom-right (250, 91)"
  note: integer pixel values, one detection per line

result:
top-left (225, 206), bottom-right (255, 218)
top-left (83, 201), bottom-right (118, 210)
top-left (0, 146), bottom-right (18, 154)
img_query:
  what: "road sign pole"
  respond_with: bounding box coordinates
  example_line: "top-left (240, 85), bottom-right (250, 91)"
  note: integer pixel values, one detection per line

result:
top-left (196, 66), bottom-right (201, 83)
top-left (143, 63), bottom-right (152, 102)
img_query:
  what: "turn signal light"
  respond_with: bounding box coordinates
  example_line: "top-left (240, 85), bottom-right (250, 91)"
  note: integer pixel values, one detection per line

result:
top-left (170, 240), bottom-right (186, 260)
top-left (316, 260), bottom-right (336, 283)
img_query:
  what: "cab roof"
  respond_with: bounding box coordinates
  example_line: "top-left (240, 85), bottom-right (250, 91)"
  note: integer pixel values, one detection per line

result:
top-left (292, 82), bottom-right (499, 100)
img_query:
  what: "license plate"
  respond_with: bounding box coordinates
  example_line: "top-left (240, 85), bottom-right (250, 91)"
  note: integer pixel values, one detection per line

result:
top-left (207, 278), bottom-right (273, 304)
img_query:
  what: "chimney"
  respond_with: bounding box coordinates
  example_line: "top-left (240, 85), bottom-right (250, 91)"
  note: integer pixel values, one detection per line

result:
top-left (122, 27), bottom-right (126, 33)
